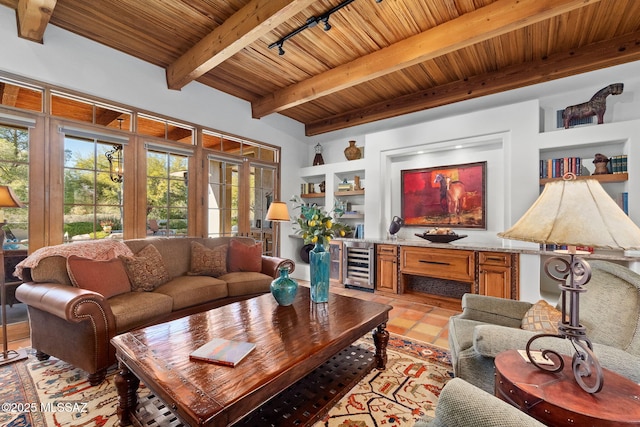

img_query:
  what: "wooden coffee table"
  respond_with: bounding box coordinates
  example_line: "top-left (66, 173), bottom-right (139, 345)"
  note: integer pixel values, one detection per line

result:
top-left (111, 287), bottom-right (392, 427)
top-left (495, 349), bottom-right (640, 426)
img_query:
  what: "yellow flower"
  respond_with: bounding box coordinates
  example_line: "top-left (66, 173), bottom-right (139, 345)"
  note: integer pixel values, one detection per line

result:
top-left (326, 220), bottom-right (332, 229)
top-left (311, 235), bottom-right (318, 243)
top-left (308, 220), bottom-right (316, 227)
top-left (340, 230), bottom-right (345, 237)
top-left (326, 236), bottom-right (331, 243)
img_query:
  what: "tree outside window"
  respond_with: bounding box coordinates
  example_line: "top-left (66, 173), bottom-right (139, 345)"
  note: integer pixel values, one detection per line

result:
top-left (146, 150), bottom-right (188, 236)
top-left (0, 124), bottom-right (29, 249)
top-left (63, 136), bottom-right (124, 241)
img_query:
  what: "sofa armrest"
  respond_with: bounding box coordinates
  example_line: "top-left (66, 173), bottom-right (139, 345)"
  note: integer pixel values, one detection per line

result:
top-left (457, 293), bottom-right (533, 328)
top-left (261, 256), bottom-right (295, 279)
top-left (415, 378), bottom-right (545, 427)
top-left (16, 281), bottom-right (116, 326)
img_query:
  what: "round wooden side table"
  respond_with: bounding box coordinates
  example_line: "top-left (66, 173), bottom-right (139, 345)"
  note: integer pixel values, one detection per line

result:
top-left (495, 349), bottom-right (640, 427)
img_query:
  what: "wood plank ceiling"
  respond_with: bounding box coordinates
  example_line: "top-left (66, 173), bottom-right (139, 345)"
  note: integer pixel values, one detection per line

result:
top-left (2, 0), bottom-right (640, 136)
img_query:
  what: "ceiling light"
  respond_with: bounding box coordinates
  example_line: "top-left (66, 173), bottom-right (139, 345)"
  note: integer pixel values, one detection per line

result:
top-left (269, 0), bottom-right (382, 55)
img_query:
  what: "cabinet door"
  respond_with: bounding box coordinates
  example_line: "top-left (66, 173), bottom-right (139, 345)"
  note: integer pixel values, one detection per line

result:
top-left (478, 264), bottom-right (511, 299)
top-left (376, 245), bottom-right (397, 293)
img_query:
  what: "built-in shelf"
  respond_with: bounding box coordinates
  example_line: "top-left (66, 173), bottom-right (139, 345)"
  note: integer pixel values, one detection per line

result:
top-left (539, 173), bottom-right (628, 185)
top-left (300, 192), bottom-right (325, 198)
top-left (334, 189), bottom-right (365, 197)
top-left (341, 213), bottom-right (364, 219)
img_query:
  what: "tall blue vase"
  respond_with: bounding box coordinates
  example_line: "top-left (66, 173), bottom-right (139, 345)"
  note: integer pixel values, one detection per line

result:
top-left (271, 267), bottom-right (298, 306)
top-left (310, 242), bottom-right (330, 303)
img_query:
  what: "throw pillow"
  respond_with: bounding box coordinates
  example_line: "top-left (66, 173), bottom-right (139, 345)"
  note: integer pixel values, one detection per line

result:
top-left (67, 255), bottom-right (131, 299)
top-left (189, 242), bottom-right (228, 277)
top-left (119, 244), bottom-right (170, 291)
top-left (521, 300), bottom-right (562, 334)
top-left (228, 239), bottom-right (262, 273)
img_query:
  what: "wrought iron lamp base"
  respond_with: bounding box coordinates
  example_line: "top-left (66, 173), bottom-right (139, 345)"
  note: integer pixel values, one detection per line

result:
top-left (525, 252), bottom-right (604, 393)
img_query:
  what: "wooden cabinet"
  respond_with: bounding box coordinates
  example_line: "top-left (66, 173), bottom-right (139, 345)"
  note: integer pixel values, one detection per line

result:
top-left (376, 244), bottom-right (397, 293)
top-left (400, 247), bottom-right (474, 282)
top-left (478, 251), bottom-right (519, 299)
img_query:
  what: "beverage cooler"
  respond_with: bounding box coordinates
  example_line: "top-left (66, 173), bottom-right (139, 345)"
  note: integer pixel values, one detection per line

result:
top-left (342, 241), bottom-right (375, 291)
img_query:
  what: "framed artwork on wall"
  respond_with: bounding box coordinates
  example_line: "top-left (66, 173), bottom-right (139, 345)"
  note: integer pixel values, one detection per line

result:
top-left (401, 161), bottom-right (486, 229)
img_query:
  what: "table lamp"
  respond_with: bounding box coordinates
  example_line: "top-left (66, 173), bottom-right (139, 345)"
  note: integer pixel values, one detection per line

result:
top-left (265, 201), bottom-right (290, 222)
top-left (498, 175), bottom-right (640, 393)
top-left (0, 185), bottom-right (27, 365)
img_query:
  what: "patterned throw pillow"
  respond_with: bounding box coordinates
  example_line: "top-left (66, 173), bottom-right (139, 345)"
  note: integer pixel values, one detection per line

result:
top-left (67, 255), bottom-right (131, 299)
top-left (521, 300), bottom-right (562, 334)
top-left (119, 244), bottom-right (170, 291)
top-left (228, 239), bottom-right (262, 273)
top-left (189, 242), bottom-right (228, 277)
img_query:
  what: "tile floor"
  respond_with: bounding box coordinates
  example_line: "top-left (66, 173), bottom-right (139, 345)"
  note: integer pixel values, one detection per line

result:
top-left (328, 284), bottom-right (459, 349)
top-left (8, 284), bottom-right (459, 351)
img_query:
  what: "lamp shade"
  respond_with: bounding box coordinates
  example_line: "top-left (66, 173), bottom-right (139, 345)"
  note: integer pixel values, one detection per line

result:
top-left (265, 201), bottom-right (290, 222)
top-left (498, 179), bottom-right (640, 250)
top-left (0, 186), bottom-right (24, 208)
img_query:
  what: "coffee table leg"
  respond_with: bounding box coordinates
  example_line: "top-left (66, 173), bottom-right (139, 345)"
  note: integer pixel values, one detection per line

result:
top-left (114, 360), bottom-right (140, 426)
top-left (373, 323), bottom-right (389, 370)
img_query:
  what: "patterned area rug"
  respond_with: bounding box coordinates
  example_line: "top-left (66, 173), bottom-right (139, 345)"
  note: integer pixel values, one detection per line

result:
top-left (0, 335), bottom-right (452, 427)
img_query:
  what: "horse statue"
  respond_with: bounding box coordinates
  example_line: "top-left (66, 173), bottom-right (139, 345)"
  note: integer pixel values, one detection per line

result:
top-left (562, 83), bottom-right (624, 129)
top-left (434, 174), bottom-right (466, 224)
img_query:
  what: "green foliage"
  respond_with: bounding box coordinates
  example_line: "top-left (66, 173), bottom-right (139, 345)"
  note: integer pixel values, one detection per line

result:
top-left (64, 222), bottom-right (95, 237)
top-left (292, 196), bottom-right (351, 246)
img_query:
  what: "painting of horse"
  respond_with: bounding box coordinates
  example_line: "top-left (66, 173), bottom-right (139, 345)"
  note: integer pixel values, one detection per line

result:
top-left (401, 162), bottom-right (486, 229)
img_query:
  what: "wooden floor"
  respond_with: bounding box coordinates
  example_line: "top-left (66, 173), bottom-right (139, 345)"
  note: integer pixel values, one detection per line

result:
top-left (8, 283), bottom-right (459, 352)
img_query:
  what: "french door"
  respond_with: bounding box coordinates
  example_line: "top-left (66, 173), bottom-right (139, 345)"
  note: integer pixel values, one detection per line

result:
top-left (207, 156), bottom-right (278, 255)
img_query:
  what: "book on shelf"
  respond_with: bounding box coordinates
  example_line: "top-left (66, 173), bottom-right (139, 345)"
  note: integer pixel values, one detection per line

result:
top-left (539, 154), bottom-right (627, 179)
top-left (189, 338), bottom-right (255, 367)
top-left (618, 192), bottom-right (629, 215)
top-left (337, 183), bottom-right (353, 191)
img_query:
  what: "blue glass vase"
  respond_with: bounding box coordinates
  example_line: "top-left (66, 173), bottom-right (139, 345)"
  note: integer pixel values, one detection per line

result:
top-left (310, 242), bottom-right (330, 303)
top-left (271, 267), bottom-right (298, 306)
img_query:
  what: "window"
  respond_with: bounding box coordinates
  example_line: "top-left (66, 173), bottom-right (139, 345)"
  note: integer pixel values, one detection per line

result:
top-left (62, 129), bottom-right (126, 241)
top-left (207, 157), bottom-right (241, 238)
top-left (146, 143), bottom-right (191, 236)
top-left (208, 155), bottom-right (277, 255)
top-left (0, 122), bottom-right (30, 250)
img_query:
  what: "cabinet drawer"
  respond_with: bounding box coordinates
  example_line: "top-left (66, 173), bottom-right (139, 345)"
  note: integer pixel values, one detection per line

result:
top-left (377, 244), bottom-right (398, 256)
top-left (400, 247), bottom-right (474, 282)
top-left (479, 251), bottom-right (511, 267)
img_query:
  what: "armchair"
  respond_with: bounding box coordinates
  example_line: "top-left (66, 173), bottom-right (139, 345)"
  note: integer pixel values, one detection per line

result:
top-left (448, 260), bottom-right (640, 393)
top-left (414, 378), bottom-right (545, 427)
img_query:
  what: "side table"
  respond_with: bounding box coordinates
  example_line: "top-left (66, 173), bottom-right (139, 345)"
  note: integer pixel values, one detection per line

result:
top-left (495, 349), bottom-right (640, 427)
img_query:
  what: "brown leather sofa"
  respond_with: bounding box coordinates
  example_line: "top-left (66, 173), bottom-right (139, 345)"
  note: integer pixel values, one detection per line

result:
top-left (16, 236), bottom-right (294, 385)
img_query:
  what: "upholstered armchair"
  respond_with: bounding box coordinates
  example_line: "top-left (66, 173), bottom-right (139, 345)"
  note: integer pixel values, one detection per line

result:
top-left (448, 260), bottom-right (640, 393)
top-left (414, 378), bottom-right (545, 427)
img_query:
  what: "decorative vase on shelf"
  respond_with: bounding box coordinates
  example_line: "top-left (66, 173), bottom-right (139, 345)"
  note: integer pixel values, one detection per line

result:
top-left (309, 242), bottom-right (330, 303)
top-left (344, 140), bottom-right (361, 161)
top-left (270, 267), bottom-right (298, 306)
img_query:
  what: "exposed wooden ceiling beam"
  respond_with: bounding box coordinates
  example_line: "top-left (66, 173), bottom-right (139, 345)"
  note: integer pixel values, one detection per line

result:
top-left (16, 0), bottom-right (56, 43)
top-left (305, 31), bottom-right (640, 135)
top-left (166, 0), bottom-right (316, 90)
top-left (252, 0), bottom-right (603, 119)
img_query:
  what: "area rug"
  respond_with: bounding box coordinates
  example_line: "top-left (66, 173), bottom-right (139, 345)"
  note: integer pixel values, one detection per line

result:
top-left (0, 335), bottom-right (452, 427)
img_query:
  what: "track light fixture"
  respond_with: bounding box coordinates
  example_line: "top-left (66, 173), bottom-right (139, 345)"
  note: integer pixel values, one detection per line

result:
top-left (268, 0), bottom-right (382, 55)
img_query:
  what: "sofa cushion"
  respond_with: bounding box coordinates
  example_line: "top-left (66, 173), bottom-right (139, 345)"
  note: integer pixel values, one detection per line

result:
top-left (218, 271), bottom-right (272, 297)
top-left (154, 275), bottom-right (229, 310)
top-left (189, 242), bottom-right (228, 277)
top-left (228, 239), bottom-right (262, 272)
top-left (119, 244), bottom-right (170, 291)
top-left (521, 300), bottom-right (562, 334)
top-left (66, 255), bottom-right (131, 299)
top-left (108, 291), bottom-right (174, 333)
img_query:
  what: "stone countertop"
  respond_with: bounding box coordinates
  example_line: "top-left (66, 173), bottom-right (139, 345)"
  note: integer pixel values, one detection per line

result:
top-left (333, 237), bottom-right (640, 261)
